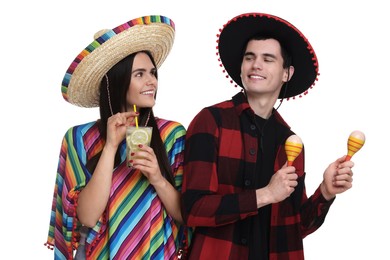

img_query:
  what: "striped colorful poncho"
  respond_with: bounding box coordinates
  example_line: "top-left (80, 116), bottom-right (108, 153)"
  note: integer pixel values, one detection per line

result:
top-left (45, 118), bottom-right (190, 259)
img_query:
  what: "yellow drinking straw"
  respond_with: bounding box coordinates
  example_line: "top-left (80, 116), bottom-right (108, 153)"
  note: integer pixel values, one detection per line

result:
top-left (133, 104), bottom-right (138, 128)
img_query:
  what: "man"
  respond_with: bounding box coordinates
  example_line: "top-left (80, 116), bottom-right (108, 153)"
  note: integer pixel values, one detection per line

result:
top-left (181, 13), bottom-right (354, 259)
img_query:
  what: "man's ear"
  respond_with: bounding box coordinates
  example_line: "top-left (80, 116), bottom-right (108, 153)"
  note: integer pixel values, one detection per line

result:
top-left (283, 66), bottom-right (295, 82)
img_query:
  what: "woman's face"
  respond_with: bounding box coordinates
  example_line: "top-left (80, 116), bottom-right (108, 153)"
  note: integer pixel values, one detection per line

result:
top-left (126, 52), bottom-right (157, 110)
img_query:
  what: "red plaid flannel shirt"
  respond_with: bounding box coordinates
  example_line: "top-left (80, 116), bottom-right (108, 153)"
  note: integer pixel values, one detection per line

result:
top-left (181, 92), bottom-right (334, 260)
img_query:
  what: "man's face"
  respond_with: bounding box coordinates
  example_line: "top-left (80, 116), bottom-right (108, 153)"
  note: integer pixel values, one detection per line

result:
top-left (240, 39), bottom-right (290, 99)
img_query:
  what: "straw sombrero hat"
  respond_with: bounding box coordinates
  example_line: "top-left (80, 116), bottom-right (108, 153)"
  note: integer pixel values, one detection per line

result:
top-left (61, 15), bottom-right (175, 107)
top-left (217, 13), bottom-right (319, 99)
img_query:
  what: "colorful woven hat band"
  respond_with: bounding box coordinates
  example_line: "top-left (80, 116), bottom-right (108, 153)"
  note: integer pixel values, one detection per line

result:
top-left (62, 15), bottom-right (175, 107)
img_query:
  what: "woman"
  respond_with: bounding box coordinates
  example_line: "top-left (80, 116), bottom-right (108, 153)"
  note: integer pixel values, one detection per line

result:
top-left (45, 15), bottom-right (190, 259)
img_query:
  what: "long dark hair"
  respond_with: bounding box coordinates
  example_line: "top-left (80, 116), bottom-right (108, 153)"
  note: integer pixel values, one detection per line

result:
top-left (86, 51), bottom-right (175, 186)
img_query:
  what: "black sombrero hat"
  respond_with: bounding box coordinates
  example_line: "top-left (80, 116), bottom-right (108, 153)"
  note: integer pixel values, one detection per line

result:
top-left (217, 13), bottom-right (319, 99)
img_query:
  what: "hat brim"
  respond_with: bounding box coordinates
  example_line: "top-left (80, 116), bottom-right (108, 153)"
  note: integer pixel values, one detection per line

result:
top-left (218, 13), bottom-right (318, 99)
top-left (62, 15), bottom-right (175, 107)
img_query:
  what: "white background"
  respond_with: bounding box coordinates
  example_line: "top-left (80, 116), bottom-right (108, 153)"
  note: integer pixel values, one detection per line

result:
top-left (1, 0), bottom-right (388, 259)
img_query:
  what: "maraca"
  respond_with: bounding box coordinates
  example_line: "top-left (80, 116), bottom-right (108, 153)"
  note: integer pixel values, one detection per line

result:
top-left (285, 135), bottom-right (303, 166)
top-left (346, 130), bottom-right (365, 161)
